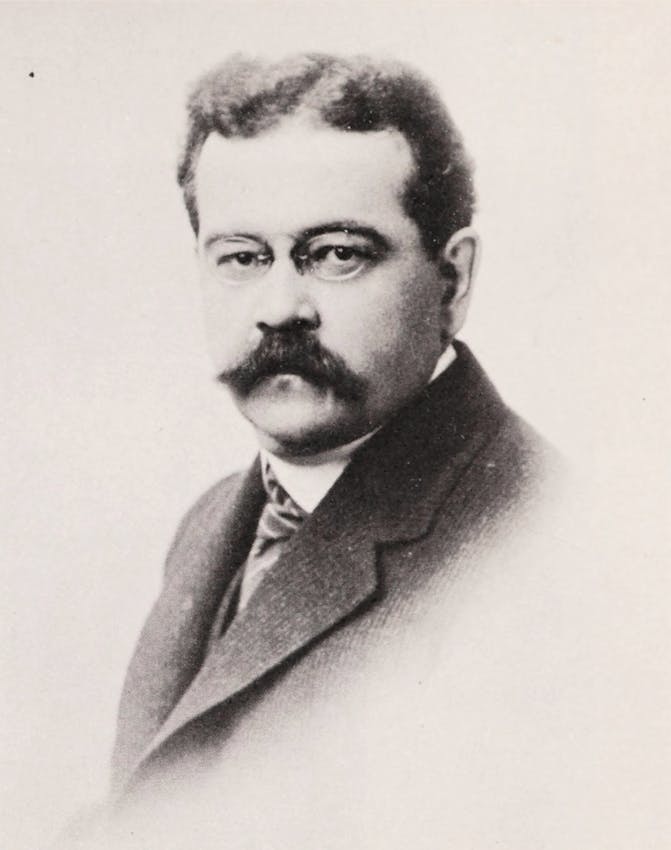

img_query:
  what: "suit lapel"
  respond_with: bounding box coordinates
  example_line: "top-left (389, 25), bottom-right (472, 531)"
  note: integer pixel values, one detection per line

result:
top-left (353, 340), bottom-right (507, 544)
top-left (143, 485), bottom-right (380, 759)
top-left (120, 342), bottom-right (507, 791)
top-left (111, 459), bottom-right (265, 793)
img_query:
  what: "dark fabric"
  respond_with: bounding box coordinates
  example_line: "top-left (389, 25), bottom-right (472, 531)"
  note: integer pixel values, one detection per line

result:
top-left (110, 341), bottom-right (559, 801)
top-left (203, 463), bottom-right (307, 651)
top-left (111, 457), bottom-right (266, 793)
top-left (203, 561), bottom-right (244, 657)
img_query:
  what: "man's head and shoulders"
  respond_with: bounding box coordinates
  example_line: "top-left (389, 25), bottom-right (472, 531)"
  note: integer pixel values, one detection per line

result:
top-left (52, 52), bottom-right (583, 850)
top-left (103, 51), bottom-right (565, 829)
top-left (169, 52), bottom-right (558, 553)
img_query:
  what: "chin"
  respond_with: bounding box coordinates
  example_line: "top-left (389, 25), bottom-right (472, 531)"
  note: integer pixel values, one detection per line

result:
top-left (235, 378), bottom-right (370, 457)
top-left (245, 404), bottom-right (362, 458)
top-left (256, 417), bottom-right (355, 458)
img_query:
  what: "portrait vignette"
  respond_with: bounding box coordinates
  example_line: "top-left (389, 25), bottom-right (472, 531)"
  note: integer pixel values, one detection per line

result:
top-left (2, 5), bottom-right (669, 850)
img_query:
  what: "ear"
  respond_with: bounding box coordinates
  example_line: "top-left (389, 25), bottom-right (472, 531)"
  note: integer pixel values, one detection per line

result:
top-left (438, 227), bottom-right (480, 342)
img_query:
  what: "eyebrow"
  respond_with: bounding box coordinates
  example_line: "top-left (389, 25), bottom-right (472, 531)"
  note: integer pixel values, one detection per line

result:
top-left (202, 232), bottom-right (266, 251)
top-left (202, 222), bottom-right (392, 253)
top-left (297, 222), bottom-right (391, 251)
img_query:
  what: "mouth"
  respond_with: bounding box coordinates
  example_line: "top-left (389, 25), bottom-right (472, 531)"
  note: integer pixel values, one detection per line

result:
top-left (254, 371), bottom-right (330, 393)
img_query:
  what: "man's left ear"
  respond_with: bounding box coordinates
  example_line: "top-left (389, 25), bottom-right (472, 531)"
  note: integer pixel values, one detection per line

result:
top-left (438, 227), bottom-right (481, 340)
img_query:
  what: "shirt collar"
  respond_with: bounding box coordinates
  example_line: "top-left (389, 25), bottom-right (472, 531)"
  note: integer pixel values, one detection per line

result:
top-left (261, 344), bottom-right (456, 513)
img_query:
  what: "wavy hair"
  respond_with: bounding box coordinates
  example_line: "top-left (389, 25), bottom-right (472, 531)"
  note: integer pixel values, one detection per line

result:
top-left (177, 53), bottom-right (475, 258)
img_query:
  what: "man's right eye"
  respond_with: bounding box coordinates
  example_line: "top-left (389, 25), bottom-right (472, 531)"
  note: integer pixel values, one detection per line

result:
top-left (212, 251), bottom-right (272, 282)
top-left (217, 252), bottom-right (256, 267)
top-left (216, 252), bottom-right (257, 267)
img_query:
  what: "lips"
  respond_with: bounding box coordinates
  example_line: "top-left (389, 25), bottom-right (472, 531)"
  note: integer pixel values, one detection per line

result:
top-left (258, 372), bottom-right (327, 392)
top-left (254, 363), bottom-right (331, 389)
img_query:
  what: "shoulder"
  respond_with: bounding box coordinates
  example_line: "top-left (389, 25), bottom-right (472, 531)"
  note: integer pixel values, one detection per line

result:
top-left (489, 408), bottom-right (563, 481)
top-left (459, 404), bottom-right (567, 534)
top-left (163, 470), bottom-right (247, 581)
top-left (172, 472), bottom-right (245, 539)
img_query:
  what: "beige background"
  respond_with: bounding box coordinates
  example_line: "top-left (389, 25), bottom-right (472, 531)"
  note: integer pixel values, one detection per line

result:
top-left (1, 2), bottom-right (669, 847)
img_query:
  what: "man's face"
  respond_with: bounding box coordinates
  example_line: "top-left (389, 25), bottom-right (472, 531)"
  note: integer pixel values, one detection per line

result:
top-left (194, 117), bottom-right (451, 457)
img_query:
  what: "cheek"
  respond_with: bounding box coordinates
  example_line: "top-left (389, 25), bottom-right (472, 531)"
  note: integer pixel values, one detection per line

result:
top-left (200, 286), bottom-right (255, 365)
top-left (320, 274), bottom-right (441, 366)
top-left (397, 282), bottom-right (440, 334)
top-left (317, 290), bottom-right (389, 361)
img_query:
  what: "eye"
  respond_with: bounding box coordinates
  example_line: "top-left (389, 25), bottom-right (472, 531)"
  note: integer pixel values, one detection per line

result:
top-left (331, 246), bottom-right (356, 261)
top-left (306, 241), bottom-right (378, 281)
top-left (224, 252), bottom-right (255, 267)
top-left (210, 248), bottom-right (272, 283)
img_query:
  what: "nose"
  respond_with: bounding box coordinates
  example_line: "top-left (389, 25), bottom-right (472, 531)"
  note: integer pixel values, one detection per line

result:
top-left (255, 260), bottom-right (320, 333)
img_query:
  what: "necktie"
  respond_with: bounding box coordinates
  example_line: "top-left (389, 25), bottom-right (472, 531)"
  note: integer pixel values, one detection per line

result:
top-left (205, 463), bottom-right (307, 652)
top-left (236, 462), bottom-right (308, 611)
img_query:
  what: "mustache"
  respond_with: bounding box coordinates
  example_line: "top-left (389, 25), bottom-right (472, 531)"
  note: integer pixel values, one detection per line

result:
top-left (217, 330), bottom-right (367, 402)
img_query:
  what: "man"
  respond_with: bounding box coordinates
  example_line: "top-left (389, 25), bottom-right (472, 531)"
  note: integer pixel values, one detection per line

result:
top-left (108, 53), bottom-right (560, 836)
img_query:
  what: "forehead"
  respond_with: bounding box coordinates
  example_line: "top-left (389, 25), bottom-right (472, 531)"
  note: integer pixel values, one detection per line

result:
top-left (194, 118), bottom-right (418, 240)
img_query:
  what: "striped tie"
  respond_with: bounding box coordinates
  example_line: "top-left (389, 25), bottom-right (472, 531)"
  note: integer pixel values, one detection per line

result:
top-left (237, 463), bottom-right (308, 611)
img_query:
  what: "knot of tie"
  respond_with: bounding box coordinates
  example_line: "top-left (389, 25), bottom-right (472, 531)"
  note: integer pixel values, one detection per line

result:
top-left (250, 464), bottom-right (308, 558)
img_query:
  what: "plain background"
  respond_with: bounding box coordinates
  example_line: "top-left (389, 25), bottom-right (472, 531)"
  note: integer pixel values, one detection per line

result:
top-left (2, 2), bottom-right (669, 847)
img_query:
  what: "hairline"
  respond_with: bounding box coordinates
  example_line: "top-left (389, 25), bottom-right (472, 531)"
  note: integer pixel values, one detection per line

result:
top-left (176, 54), bottom-right (476, 259)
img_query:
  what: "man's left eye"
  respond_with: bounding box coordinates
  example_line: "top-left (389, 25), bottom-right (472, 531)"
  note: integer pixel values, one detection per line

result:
top-left (330, 246), bottom-right (357, 261)
top-left (308, 244), bottom-right (374, 280)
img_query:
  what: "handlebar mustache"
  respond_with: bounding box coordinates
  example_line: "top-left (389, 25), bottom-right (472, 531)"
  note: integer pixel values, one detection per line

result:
top-left (217, 330), bottom-right (367, 402)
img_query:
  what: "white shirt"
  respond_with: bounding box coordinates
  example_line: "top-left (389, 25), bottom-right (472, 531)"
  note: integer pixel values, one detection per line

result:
top-left (261, 345), bottom-right (456, 512)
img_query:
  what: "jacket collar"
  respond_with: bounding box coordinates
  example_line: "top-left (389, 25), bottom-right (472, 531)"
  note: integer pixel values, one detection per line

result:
top-left (350, 339), bottom-right (506, 541)
top-left (117, 342), bottom-right (507, 792)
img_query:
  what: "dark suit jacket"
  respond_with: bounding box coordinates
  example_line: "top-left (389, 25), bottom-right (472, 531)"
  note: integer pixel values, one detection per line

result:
top-left (110, 341), bottom-right (558, 811)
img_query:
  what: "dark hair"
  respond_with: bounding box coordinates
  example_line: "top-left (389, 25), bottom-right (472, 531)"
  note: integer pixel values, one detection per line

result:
top-left (177, 53), bottom-right (475, 258)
